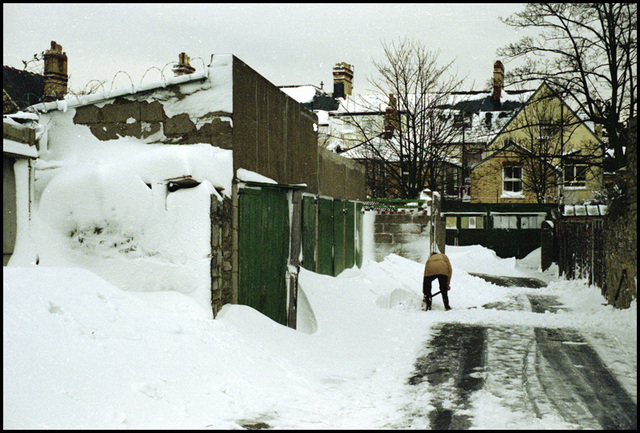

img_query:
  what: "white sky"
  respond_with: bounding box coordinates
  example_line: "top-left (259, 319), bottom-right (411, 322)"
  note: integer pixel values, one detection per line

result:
top-left (3, 3), bottom-right (529, 95)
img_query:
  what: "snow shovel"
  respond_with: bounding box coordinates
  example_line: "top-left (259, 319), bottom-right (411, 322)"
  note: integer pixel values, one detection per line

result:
top-left (422, 287), bottom-right (449, 309)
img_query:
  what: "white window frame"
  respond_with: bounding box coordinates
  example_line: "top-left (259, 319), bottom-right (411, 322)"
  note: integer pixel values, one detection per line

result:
top-left (503, 165), bottom-right (523, 194)
top-left (460, 216), bottom-right (484, 229)
top-left (564, 164), bottom-right (587, 188)
top-left (446, 216), bottom-right (457, 229)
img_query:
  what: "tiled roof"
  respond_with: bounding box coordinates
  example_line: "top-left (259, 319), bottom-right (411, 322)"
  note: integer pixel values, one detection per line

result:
top-left (3, 66), bottom-right (45, 110)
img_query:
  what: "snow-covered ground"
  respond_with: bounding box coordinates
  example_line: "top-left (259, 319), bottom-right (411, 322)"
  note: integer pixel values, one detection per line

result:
top-left (4, 245), bottom-right (636, 429)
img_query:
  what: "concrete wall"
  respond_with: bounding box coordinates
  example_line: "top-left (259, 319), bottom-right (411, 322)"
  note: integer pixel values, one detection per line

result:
top-left (318, 147), bottom-right (366, 200)
top-left (232, 57), bottom-right (365, 201)
top-left (3, 122), bottom-right (37, 266)
top-left (232, 56), bottom-right (320, 192)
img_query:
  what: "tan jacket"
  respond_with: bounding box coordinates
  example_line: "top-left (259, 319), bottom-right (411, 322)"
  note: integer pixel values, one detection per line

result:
top-left (424, 253), bottom-right (452, 286)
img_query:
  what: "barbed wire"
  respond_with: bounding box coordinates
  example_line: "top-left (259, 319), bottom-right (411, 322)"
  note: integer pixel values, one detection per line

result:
top-left (16, 54), bottom-right (207, 103)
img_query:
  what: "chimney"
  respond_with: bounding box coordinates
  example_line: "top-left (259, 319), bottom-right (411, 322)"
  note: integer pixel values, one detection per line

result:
top-left (43, 41), bottom-right (68, 102)
top-left (333, 62), bottom-right (353, 99)
top-left (492, 60), bottom-right (504, 101)
top-left (172, 52), bottom-right (196, 77)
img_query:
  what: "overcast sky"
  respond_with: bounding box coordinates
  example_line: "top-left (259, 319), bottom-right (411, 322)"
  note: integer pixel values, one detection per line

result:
top-left (4, 3), bottom-right (530, 95)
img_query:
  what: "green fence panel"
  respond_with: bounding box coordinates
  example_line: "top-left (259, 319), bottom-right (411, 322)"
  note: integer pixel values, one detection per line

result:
top-left (301, 195), bottom-right (317, 272)
top-left (317, 197), bottom-right (334, 276)
top-left (238, 186), bottom-right (289, 325)
top-left (333, 199), bottom-right (346, 276)
top-left (344, 201), bottom-right (355, 269)
top-left (355, 202), bottom-right (363, 268)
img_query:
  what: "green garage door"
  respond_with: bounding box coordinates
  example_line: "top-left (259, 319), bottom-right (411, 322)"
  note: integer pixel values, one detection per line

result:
top-left (237, 185), bottom-right (290, 325)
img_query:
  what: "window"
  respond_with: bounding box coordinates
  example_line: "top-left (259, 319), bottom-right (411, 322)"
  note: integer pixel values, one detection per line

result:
top-left (503, 165), bottom-right (522, 194)
top-left (493, 215), bottom-right (518, 229)
top-left (461, 216), bottom-right (484, 229)
top-left (538, 121), bottom-right (556, 140)
top-left (564, 164), bottom-right (587, 188)
top-left (521, 215), bottom-right (546, 229)
top-left (446, 216), bottom-right (457, 230)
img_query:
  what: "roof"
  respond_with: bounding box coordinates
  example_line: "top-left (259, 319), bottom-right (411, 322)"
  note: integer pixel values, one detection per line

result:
top-left (280, 84), bottom-right (340, 112)
top-left (486, 82), bottom-right (605, 150)
top-left (437, 89), bottom-right (533, 113)
top-left (472, 140), bottom-right (560, 172)
top-left (3, 66), bottom-right (45, 112)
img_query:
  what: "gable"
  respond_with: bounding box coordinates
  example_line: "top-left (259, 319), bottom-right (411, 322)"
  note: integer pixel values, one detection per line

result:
top-left (488, 82), bottom-right (603, 151)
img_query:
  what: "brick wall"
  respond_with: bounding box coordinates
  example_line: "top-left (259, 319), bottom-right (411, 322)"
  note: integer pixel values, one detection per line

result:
top-left (471, 150), bottom-right (544, 203)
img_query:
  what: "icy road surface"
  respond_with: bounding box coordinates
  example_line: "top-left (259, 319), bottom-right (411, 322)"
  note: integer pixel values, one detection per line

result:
top-left (405, 275), bottom-right (637, 430)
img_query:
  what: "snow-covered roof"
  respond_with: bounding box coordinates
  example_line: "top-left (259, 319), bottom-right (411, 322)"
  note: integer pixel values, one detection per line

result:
top-left (28, 54), bottom-right (236, 115)
top-left (279, 85), bottom-right (318, 104)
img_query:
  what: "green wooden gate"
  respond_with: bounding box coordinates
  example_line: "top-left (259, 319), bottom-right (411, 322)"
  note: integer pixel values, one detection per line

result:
top-left (301, 196), bottom-right (363, 276)
top-left (237, 185), bottom-right (290, 325)
top-left (355, 202), bottom-right (363, 268)
top-left (301, 195), bottom-right (317, 273)
top-left (317, 197), bottom-right (334, 276)
top-left (344, 201), bottom-right (355, 269)
top-left (333, 199), bottom-right (346, 276)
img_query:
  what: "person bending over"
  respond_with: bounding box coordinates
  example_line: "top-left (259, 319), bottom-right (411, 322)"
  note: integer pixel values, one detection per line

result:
top-left (423, 252), bottom-right (452, 311)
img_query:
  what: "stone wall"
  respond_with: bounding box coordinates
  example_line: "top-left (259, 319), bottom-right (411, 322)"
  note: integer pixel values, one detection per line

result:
top-left (210, 195), bottom-right (233, 317)
top-left (603, 117), bottom-right (637, 308)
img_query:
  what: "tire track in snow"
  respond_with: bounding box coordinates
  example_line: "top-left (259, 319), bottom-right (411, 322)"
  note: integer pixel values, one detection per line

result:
top-left (407, 323), bottom-right (486, 429)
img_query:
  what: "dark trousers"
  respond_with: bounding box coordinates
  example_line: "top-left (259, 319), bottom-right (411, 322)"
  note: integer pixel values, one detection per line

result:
top-left (423, 274), bottom-right (450, 309)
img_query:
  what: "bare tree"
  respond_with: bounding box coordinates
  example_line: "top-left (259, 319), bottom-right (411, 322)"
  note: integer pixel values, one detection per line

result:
top-left (333, 38), bottom-right (466, 199)
top-left (498, 3), bottom-right (637, 172)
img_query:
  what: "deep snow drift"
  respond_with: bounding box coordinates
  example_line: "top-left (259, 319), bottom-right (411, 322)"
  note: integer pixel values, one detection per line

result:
top-left (3, 245), bottom-right (636, 429)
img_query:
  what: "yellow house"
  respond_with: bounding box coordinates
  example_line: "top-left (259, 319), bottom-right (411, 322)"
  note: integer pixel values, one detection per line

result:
top-left (472, 82), bottom-right (604, 204)
top-left (471, 141), bottom-right (560, 203)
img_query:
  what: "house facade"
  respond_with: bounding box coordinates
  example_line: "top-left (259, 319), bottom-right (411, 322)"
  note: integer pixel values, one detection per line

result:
top-left (478, 82), bottom-right (604, 205)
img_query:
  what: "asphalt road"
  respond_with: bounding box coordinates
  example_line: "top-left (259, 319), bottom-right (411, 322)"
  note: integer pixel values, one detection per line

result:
top-left (407, 275), bottom-right (637, 430)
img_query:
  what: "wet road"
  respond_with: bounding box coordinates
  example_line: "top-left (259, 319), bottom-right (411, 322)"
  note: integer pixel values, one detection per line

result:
top-left (407, 275), bottom-right (637, 429)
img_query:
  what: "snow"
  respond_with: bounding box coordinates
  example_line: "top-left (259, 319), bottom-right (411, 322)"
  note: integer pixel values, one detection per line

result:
top-left (4, 243), bottom-right (636, 429)
top-left (3, 67), bottom-right (635, 428)
top-left (280, 85), bottom-right (317, 104)
top-left (14, 112), bottom-right (234, 317)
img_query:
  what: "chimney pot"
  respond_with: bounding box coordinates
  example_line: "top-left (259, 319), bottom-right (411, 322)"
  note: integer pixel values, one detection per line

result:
top-left (173, 52), bottom-right (196, 77)
top-left (43, 40), bottom-right (68, 102)
top-left (333, 62), bottom-right (354, 99)
top-left (492, 60), bottom-right (504, 101)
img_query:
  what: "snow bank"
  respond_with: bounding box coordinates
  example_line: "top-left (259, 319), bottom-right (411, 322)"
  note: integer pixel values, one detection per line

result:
top-left (11, 108), bottom-right (234, 316)
top-left (3, 245), bottom-right (636, 429)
